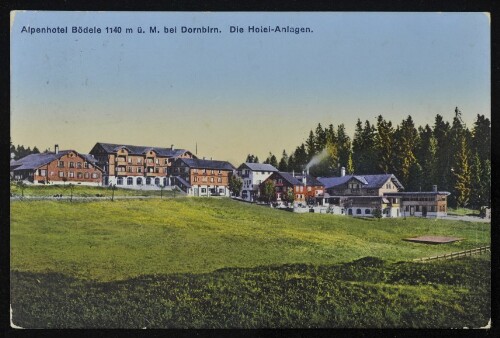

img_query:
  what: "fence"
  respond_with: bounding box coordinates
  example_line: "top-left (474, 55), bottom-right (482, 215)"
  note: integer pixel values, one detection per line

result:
top-left (413, 246), bottom-right (490, 262)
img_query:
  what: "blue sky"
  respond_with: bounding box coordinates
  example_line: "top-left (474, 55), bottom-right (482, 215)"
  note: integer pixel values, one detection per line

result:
top-left (11, 12), bottom-right (490, 164)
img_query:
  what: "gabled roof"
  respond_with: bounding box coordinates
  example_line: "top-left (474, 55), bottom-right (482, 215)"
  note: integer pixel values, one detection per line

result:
top-left (273, 172), bottom-right (302, 186)
top-left (176, 158), bottom-right (235, 170)
top-left (92, 142), bottom-right (193, 158)
top-left (290, 173), bottom-right (325, 187)
top-left (10, 150), bottom-right (100, 171)
top-left (319, 174), bottom-right (404, 190)
top-left (238, 163), bottom-right (278, 172)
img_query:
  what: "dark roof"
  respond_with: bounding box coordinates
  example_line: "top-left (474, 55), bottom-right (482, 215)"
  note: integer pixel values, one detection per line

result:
top-left (318, 174), bottom-right (404, 190)
top-left (10, 150), bottom-right (99, 171)
top-left (93, 142), bottom-right (192, 158)
top-left (290, 173), bottom-right (325, 187)
top-left (238, 163), bottom-right (278, 172)
top-left (275, 172), bottom-right (303, 186)
top-left (176, 158), bottom-right (235, 170)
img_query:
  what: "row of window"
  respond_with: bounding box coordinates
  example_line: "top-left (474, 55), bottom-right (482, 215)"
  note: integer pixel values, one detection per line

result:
top-left (117, 177), bottom-right (167, 186)
top-left (116, 157), bottom-right (170, 165)
top-left (58, 161), bottom-right (92, 169)
top-left (403, 205), bottom-right (442, 212)
top-left (192, 169), bottom-right (223, 174)
top-left (193, 176), bottom-right (223, 183)
top-left (116, 166), bottom-right (168, 174)
top-left (401, 197), bottom-right (445, 202)
top-left (57, 171), bottom-right (99, 179)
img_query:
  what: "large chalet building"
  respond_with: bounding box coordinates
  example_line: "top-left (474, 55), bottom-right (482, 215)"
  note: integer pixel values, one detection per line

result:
top-left (171, 158), bottom-right (236, 197)
top-left (89, 142), bottom-right (195, 187)
top-left (236, 163), bottom-right (278, 201)
top-left (10, 145), bottom-right (103, 185)
top-left (317, 168), bottom-right (450, 218)
top-left (318, 173), bottom-right (404, 217)
top-left (260, 171), bottom-right (325, 204)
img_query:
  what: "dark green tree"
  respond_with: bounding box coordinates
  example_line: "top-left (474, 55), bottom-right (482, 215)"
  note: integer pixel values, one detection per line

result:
top-left (336, 124), bottom-right (351, 169)
top-left (375, 115), bottom-right (395, 174)
top-left (305, 130), bottom-right (316, 160)
top-left (228, 175), bottom-right (243, 197)
top-left (452, 133), bottom-right (471, 208)
top-left (393, 116), bottom-right (419, 188)
top-left (314, 123), bottom-right (327, 152)
top-left (278, 150), bottom-right (289, 172)
top-left (262, 180), bottom-right (276, 203)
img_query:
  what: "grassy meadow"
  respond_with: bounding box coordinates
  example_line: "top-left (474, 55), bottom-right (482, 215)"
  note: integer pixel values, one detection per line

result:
top-left (10, 197), bottom-right (491, 328)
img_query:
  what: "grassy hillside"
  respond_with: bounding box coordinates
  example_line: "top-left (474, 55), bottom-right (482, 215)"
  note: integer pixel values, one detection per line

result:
top-left (11, 198), bottom-right (490, 281)
top-left (11, 256), bottom-right (490, 328)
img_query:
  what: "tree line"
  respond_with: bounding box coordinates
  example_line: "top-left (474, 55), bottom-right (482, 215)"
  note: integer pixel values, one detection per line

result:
top-left (10, 139), bottom-right (42, 160)
top-left (252, 108), bottom-right (490, 209)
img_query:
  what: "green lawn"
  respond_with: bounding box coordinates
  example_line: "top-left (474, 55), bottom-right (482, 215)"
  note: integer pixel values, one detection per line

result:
top-left (11, 198), bottom-right (490, 282)
top-left (10, 183), bottom-right (178, 198)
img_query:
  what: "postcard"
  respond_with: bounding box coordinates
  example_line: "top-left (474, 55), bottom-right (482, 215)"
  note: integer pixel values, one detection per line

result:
top-left (10, 11), bottom-right (491, 329)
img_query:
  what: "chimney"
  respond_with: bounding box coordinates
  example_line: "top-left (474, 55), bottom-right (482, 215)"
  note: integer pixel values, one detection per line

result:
top-left (54, 144), bottom-right (59, 154)
top-left (171, 144), bottom-right (174, 150)
top-left (203, 156), bottom-right (206, 160)
top-left (292, 170), bottom-right (295, 177)
top-left (307, 168), bottom-right (310, 175)
top-left (432, 185), bottom-right (437, 192)
top-left (302, 170), bottom-right (307, 186)
top-left (341, 166), bottom-right (345, 177)
top-left (210, 157), bottom-right (213, 160)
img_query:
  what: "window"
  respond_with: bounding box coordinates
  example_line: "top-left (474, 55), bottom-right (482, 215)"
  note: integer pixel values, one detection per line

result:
top-left (164, 159), bottom-right (168, 164)
top-left (193, 168), bottom-right (198, 173)
top-left (59, 171), bottom-right (64, 177)
top-left (155, 168), bottom-right (159, 173)
top-left (58, 161), bottom-right (64, 168)
top-left (92, 173), bottom-right (99, 179)
top-left (83, 162), bottom-right (88, 168)
top-left (69, 172), bottom-right (74, 178)
top-left (300, 186), bottom-right (303, 192)
top-left (201, 188), bottom-right (206, 193)
top-left (356, 209), bottom-right (362, 215)
top-left (156, 159), bottom-right (160, 164)
top-left (128, 167), bottom-right (133, 173)
top-left (137, 177), bottom-right (142, 185)
top-left (211, 170), bottom-right (214, 174)
top-left (117, 177), bottom-right (123, 185)
top-left (202, 169), bottom-right (206, 174)
top-left (218, 170), bottom-right (222, 174)
top-left (77, 172), bottom-right (83, 179)
top-left (217, 178), bottom-right (222, 183)
top-left (155, 178), bottom-right (160, 186)
top-left (365, 209), bottom-right (371, 215)
top-left (69, 162), bottom-right (75, 168)
top-left (77, 162), bottom-right (82, 169)
top-left (137, 159), bottom-right (142, 164)
top-left (194, 176), bottom-right (198, 182)
top-left (210, 177), bottom-right (214, 183)
top-left (84, 172), bottom-right (89, 179)
top-left (127, 177), bottom-right (133, 185)
top-left (128, 158), bottom-right (132, 163)
top-left (40, 169), bottom-right (47, 176)
top-left (138, 167), bottom-right (142, 173)
top-left (146, 177), bottom-right (151, 185)
top-left (164, 168), bottom-right (168, 173)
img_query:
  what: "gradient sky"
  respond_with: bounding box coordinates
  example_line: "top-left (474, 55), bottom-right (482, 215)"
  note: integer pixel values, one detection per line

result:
top-left (10, 12), bottom-right (490, 164)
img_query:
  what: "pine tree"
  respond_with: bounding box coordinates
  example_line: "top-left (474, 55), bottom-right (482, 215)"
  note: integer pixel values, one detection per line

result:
top-left (314, 123), bottom-right (327, 152)
top-left (346, 151), bottom-right (355, 175)
top-left (278, 150), bottom-right (289, 172)
top-left (469, 152), bottom-right (483, 209)
top-left (433, 114), bottom-right (452, 192)
top-left (471, 114), bottom-right (491, 164)
top-left (417, 125), bottom-right (437, 191)
top-left (352, 119), bottom-right (376, 174)
top-left (305, 130), bottom-right (316, 160)
top-left (452, 134), bottom-right (471, 208)
top-left (375, 115), bottom-right (395, 174)
top-left (394, 116), bottom-right (419, 188)
top-left (336, 124), bottom-right (351, 170)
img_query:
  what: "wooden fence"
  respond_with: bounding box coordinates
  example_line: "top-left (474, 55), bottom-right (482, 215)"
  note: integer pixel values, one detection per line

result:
top-left (413, 246), bottom-right (490, 262)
